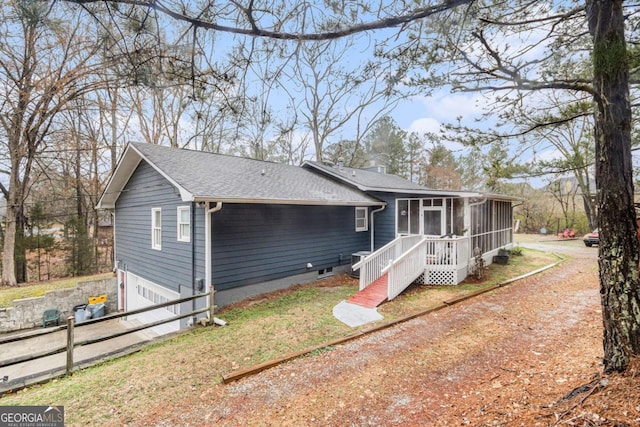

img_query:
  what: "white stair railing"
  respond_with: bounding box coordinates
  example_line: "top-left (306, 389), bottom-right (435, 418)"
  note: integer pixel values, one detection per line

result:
top-left (387, 236), bottom-right (471, 299)
top-left (385, 239), bottom-right (428, 300)
top-left (353, 235), bottom-right (422, 291)
top-left (353, 235), bottom-right (472, 301)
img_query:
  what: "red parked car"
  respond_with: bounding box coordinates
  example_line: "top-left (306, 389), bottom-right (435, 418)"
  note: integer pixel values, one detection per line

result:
top-left (583, 229), bottom-right (599, 247)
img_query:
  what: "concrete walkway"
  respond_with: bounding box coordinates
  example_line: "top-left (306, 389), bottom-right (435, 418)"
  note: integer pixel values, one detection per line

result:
top-left (332, 300), bottom-right (384, 327)
top-left (0, 318), bottom-right (158, 393)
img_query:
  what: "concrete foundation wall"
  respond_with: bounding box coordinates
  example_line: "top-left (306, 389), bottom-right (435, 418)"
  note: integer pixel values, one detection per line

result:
top-left (214, 265), bottom-right (351, 309)
top-left (0, 277), bottom-right (118, 333)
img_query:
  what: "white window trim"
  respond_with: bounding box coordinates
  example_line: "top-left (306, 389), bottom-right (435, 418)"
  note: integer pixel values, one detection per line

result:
top-left (177, 206), bottom-right (191, 242)
top-left (355, 207), bottom-right (368, 232)
top-left (152, 208), bottom-right (162, 250)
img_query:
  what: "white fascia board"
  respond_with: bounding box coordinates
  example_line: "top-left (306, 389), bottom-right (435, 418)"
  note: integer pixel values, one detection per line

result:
top-left (97, 145), bottom-right (142, 209)
top-left (370, 189), bottom-right (482, 198)
top-left (477, 193), bottom-right (524, 202)
top-left (97, 143), bottom-right (194, 209)
top-left (192, 196), bottom-right (385, 207)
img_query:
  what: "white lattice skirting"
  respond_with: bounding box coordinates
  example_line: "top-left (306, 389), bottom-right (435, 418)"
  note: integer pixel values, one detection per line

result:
top-left (414, 268), bottom-right (457, 285)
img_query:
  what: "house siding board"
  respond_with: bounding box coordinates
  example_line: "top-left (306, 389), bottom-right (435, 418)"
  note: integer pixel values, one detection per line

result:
top-left (370, 192), bottom-right (397, 249)
top-left (368, 192), bottom-right (414, 249)
top-left (211, 203), bottom-right (369, 291)
top-left (115, 162), bottom-right (196, 294)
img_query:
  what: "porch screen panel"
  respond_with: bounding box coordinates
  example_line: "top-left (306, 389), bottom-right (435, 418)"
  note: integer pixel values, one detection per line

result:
top-left (397, 200), bottom-right (409, 234)
top-left (495, 201), bottom-right (502, 247)
top-left (444, 198), bottom-right (464, 235)
top-left (494, 201), bottom-right (513, 247)
top-left (471, 201), bottom-right (491, 252)
top-left (471, 200), bottom-right (513, 254)
top-left (489, 201), bottom-right (495, 250)
top-left (409, 200), bottom-right (420, 234)
top-left (423, 209), bottom-right (442, 235)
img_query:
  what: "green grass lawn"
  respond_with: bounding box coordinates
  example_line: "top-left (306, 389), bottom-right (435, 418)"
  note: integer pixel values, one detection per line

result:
top-left (0, 273), bottom-right (113, 308)
top-left (0, 247), bottom-right (561, 425)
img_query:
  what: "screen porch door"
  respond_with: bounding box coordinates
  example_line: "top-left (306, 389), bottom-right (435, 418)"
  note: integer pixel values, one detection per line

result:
top-left (423, 207), bottom-right (445, 236)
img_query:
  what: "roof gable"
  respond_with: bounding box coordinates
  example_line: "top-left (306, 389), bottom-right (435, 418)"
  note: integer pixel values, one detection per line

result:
top-left (98, 143), bottom-right (384, 209)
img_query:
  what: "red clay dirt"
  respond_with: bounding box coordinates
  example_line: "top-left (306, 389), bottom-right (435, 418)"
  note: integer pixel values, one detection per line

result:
top-left (136, 242), bottom-right (640, 426)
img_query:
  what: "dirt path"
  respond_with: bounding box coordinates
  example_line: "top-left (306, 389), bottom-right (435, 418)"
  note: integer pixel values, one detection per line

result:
top-left (139, 241), bottom-right (612, 426)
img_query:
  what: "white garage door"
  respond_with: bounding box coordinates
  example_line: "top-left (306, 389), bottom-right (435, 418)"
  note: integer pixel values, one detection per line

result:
top-left (124, 271), bottom-right (180, 335)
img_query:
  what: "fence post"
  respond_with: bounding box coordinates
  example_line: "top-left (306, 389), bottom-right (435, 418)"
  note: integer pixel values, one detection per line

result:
top-left (66, 316), bottom-right (75, 376)
top-left (208, 286), bottom-right (215, 323)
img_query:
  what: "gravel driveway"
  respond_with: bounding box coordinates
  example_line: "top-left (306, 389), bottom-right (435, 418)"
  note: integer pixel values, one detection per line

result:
top-left (139, 239), bottom-right (606, 426)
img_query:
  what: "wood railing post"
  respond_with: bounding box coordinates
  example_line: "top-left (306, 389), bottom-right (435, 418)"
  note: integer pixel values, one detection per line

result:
top-left (66, 316), bottom-right (75, 376)
top-left (208, 286), bottom-right (216, 324)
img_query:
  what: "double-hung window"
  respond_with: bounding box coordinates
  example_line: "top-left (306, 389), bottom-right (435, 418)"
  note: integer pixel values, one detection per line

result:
top-left (355, 207), bottom-right (368, 232)
top-left (152, 208), bottom-right (162, 250)
top-left (177, 206), bottom-right (190, 242)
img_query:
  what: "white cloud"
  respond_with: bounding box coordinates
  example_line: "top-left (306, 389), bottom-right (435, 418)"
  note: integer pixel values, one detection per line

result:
top-left (393, 89), bottom-right (488, 140)
top-left (414, 91), bottom-right (486, 122)
top-left (394, 90), bottom-right (487, 153)
top-left (407, 117), bottom-right (441, 134)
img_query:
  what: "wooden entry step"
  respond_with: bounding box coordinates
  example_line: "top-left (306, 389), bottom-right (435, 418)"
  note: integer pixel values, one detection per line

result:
top-left (347, 273), bottom-right (388, 308)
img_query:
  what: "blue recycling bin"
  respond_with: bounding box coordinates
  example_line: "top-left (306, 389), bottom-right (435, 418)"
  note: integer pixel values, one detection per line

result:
top-left (73, 304), bottom-right (88, 323)
top-left (87, 303), bottom-right (105, 319)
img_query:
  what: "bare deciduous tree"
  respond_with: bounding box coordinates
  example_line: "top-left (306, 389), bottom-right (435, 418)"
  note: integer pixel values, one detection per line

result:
top-left (0, 1), bottom-right (116, 285)
top-left (289, 38), bottom-right (401, 162)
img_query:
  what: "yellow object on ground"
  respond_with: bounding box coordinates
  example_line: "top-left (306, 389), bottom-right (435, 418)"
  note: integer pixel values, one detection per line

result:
top-left (88, 294), bottom-right (107, 304)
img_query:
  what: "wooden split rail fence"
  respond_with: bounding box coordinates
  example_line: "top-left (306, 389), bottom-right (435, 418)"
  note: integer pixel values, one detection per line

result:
top-left (0, 289), bottom-right (215, 384)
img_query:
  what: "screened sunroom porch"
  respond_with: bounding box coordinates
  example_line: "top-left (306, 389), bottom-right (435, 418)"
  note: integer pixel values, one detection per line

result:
top-left (353, 196), bottom-right (515, 304)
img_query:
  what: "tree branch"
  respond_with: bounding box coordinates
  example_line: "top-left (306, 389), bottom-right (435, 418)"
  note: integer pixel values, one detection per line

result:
top-left (478, 5), bottom-right (585, 27)
top-left (62, 0), bottom-right (474, 40)
top-left (0, 182), bottom-right (8, 200)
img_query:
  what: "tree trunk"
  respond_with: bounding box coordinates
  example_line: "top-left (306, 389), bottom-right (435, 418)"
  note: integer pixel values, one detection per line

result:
top-left (15, 208), bottom-right (27, 283)
top-left (1, 152), bottom-right (23, 287)
top-left (587, 0), bottom-right (640, 372)
top-left (1, 204), bottom-right (17, 287)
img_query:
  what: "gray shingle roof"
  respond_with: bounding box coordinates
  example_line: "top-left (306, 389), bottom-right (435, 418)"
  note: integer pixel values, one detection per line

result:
top-left (98, 143), bottom-right (384, 209)
top-left (304, 161), bottom-right (480, 197)
top-left (304, 161), bottom-right (427, 192)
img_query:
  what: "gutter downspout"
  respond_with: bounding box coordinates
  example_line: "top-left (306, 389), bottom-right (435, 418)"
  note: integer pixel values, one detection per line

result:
top-left (111, 210), bottom-right (125, 312)
top-left (370, 205), bottom-right (386, 252)
top-left (110, 210), bottom-right (116, 272)
top-left (205, 202), bottom-right (223, 317)
top-left (191, 202), bottom-right (197, 324)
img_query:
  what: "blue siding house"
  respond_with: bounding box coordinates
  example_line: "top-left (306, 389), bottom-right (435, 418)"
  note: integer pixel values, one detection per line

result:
top-left (99, 143), bottom-right (384, 331)
top-left (99, 143), bottom-right (516, 331)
